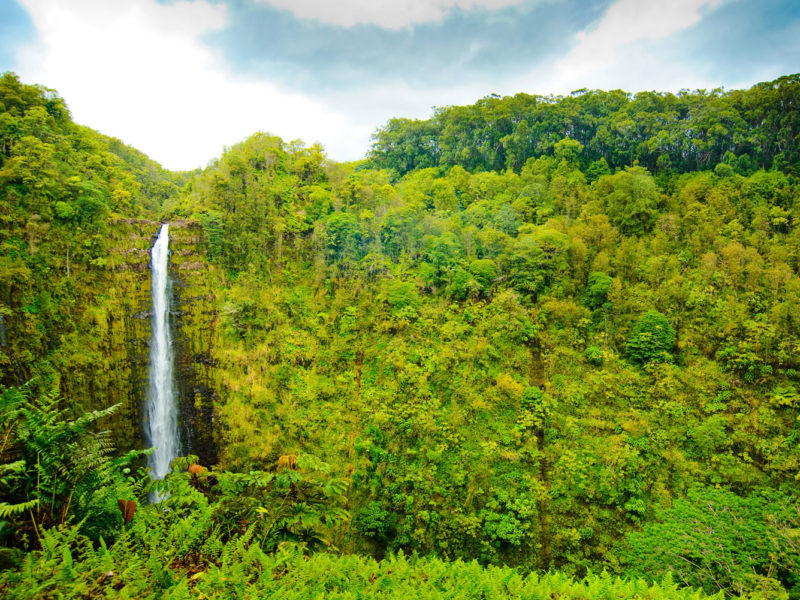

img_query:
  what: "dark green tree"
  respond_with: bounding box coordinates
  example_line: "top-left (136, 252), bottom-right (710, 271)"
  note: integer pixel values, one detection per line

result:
top-left (625, 310), bottom-right (676, 365)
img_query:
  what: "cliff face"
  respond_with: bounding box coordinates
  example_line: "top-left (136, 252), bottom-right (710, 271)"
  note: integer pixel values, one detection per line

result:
top-left (169, 219), bottom-right (219, 466)
top-left (56, 218), bottom-right (220, 463)
top-left (56, 218), bottom-right (157, 452)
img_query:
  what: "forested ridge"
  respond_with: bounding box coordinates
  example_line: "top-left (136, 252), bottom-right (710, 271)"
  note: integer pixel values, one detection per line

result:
top-left (369, 74), bottom-right (800, 176)
top-left (1, 70), bottom-right (799, 598)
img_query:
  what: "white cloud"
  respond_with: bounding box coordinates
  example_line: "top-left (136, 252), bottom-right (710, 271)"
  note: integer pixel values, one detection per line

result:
top-left (14, 0), bottom-right (368, 170)
top-left (531, 0), bottom-right (730, 93)
top-left (253, 0), bottom-right (528, 29)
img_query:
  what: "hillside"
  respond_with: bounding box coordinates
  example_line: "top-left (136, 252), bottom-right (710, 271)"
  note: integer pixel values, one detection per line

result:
top-left (1, 71), bottom-right (799, 598)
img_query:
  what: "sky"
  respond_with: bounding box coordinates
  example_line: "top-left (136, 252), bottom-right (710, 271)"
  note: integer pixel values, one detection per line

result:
top-left (1, 0), bottom-right (798, 171)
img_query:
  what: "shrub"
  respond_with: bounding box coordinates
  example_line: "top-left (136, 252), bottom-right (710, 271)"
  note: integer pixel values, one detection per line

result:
top-left (354, 501), bottom-right (397, 543)
top-left (584, 345), bottom-right (603, 366)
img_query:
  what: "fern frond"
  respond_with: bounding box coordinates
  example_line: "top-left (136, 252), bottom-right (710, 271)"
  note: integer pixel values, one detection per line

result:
top-left (0, 498), bottom-right (38, 518)
top-left (0, 459), bottom-right (26, 474)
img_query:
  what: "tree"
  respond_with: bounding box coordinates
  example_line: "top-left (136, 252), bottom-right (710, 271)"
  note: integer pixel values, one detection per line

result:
top-left (595, 166), bottom-right (659, 236)
top-left (469, 258), bottom-right (498, 294)
top-left (585, 272), bottom-right (613, 309)
top-left (625, 310), bottom-right (676, 365)
top-left (325, 211), bottom-right (362, 261)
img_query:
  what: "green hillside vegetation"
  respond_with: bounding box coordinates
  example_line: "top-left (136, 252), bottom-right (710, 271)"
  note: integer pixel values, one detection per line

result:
top-left (0, 72), bottom-right (186, 389)
top-left (2, 70), bottom-right (800, 598)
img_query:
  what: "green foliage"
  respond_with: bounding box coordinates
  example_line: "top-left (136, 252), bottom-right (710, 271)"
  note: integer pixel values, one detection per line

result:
top-left (0, 72), bottom-right (184, 396)
top-left (1, 531), bottom-right (729, 599)
top-left (325, 211), bottom-right (362, 260)
top-left (585, 272), bottom-right (613, 309)
top-left (519, 385), bottom-right (550, 429)
top-left (623, 487), bottom-right (800, 598)
top-left (0, 383), bottom-right (141, 543)
top-left (197, 211), bottom-right (223, 260)
top-left (595, 167), bottom-right (659, 236)
top-left (585, 157), bottom-right (612, 182)
top-left (584, 345), bottom-right (603, 366)
top-left (3, 71), bottom-right (800, 599)
top-left (166, 84), bottom-right (800, 589)
top-left (508, 230), bottom-right (568, 299)
top-left (386, 280), bottom-right (419, 314)
top-left (625, 310), bottom-right (676, 365)
top-left (354, 501), bottom-right (398, 544)
top-left (369, 74), bottom-right (800, 177)
top-left (0, 383), bottom-right (352, 595)
top-left (469, 258), bottom-right (497, 292)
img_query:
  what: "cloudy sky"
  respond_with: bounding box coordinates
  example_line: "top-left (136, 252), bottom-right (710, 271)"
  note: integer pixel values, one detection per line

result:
top-left (1, 0), bottom-right (798, 170)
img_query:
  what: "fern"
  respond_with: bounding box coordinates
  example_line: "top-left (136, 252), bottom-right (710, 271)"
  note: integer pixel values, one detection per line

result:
top-left (0, 382), bottom-right (139, 546)
top-left (0, 498), bottom-right (38, 519)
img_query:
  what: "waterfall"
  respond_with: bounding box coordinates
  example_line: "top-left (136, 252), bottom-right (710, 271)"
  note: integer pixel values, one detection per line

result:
top-left (146, 223), bottom-right (180, 484)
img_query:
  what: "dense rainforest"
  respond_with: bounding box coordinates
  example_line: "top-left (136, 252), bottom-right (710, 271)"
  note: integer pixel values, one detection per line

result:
top-left (0, 69), bottom-right (799, 598)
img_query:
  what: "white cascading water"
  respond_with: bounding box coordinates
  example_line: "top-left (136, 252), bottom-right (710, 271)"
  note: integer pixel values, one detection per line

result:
top-left (146, 223), bottom-right (180, 484)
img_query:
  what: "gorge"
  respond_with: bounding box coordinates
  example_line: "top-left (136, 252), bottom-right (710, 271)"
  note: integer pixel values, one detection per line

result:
top-left (1, 71), bottom-right (799, 599)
